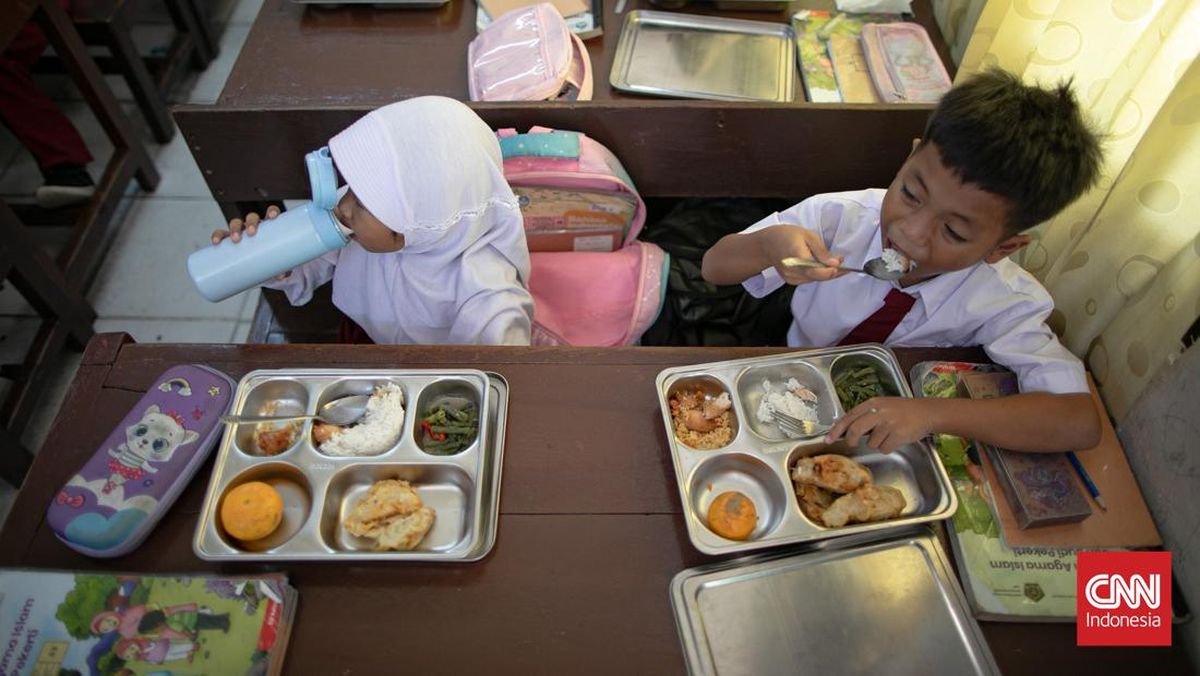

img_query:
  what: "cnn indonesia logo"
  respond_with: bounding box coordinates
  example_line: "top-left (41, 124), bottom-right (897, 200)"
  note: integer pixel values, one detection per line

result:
top-left (1077, 551), bottom-right (1171, 646)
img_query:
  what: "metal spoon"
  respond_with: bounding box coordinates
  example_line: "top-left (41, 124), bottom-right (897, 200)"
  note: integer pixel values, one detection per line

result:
top-left (221, 394), bottom-right (371, 426)
top-left (780, 256), bottom-right (906, 281)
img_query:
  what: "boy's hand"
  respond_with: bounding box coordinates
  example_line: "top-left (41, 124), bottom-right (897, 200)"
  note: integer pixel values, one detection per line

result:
top-left (210, 205), bottom-right (281, 245)
top-left (760, 224), bottom-right (845, 285)
top-left (825, 397), bottom-right (934, 453)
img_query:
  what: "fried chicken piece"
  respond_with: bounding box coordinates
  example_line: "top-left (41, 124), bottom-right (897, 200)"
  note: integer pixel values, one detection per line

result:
top-left (821, 485), bottom-right (906, 528)
top-left (344, 479), bottom-right (424, 532)
top-left (343, 479), bottom-right (436, 550)
top-left (796, 484), bottom-right (835, 522)
top-left (370, 506), bottom-right (436, 551)
top-left (791, 454), bottom-right (873, 494)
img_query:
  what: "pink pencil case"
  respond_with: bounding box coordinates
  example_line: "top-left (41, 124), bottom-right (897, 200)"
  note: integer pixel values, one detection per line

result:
top-left (861, 22), bottom-right (952, 103)
top-left (468, 2), bottom-right (593, 102)
top-left (46, 364), bottom-right (235, 558)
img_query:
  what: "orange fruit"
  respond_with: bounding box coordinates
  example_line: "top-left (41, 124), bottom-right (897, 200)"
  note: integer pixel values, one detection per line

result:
top-left (220, 481), bottom-right (284, 541)
top-left (706, 491), bottom-right (758, 540)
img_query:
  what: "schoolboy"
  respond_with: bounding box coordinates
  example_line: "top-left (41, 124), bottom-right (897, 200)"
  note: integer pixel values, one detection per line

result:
top-left (702, 69), bottom-right (1104, 453)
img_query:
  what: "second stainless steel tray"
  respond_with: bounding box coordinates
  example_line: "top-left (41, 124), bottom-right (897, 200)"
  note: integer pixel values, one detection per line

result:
top-left (194, 369), bottom-right (508, 562)
top-left (610, 10), bottom-right (795, 102)
top-left (671, 527), bottom-right (999, 676)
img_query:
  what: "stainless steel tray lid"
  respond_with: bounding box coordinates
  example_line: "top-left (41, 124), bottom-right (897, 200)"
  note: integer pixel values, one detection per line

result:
top-left (670, 528), bottom-right (999, 676)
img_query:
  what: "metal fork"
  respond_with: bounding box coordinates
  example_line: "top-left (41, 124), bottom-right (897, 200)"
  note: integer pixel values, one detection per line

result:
top-left (771, 410), bottom-right (828, 439)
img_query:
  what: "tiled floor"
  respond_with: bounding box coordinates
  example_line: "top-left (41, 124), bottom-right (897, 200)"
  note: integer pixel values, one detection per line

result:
top-left (0, 0), bottom-right (265, 523)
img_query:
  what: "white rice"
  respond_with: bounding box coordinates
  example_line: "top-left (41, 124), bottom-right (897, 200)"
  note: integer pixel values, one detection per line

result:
top-left (319, 382), bottom-right (405, 457)
top-left (756, 378), bottom-right (819, 434)
top-left (881, 247), bottom-right (909, 273)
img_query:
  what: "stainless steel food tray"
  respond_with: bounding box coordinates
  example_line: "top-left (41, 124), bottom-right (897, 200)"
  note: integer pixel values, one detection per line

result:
top-left (671, 527), bottom-right (1000, 675)
top-left (195, 369), bottom-right (508, 562)
top-left (656, 345), bottom-right (956, 555)
top-left (610, 10), bottom-right (796, 102)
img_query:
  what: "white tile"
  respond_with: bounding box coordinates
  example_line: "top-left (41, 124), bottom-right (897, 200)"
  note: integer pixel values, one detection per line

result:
top-left (238, 288), bottom-right (262, 322)
top-left (0, 278), bottom-right (37, 316)
top-left (229, 0), bottom-right (267, 24)
top-left (93, 317), bottom-right (241, 343)
top-left (19, 351), bottom-right (82, 455)
top-left (232, 320), bottom-right (253, 343)
top-left (177, 23), bottom-right (251, 104)
top-left (88, 197), bottom-right (252, 319)
top-left (0, 318), bottom-right (40, 367)
top-left (148, 132), bottom-right (213, 198)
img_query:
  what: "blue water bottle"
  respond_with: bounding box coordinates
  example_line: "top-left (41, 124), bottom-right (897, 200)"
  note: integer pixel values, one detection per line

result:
top-left (187, 147), bottom-right (350, 302)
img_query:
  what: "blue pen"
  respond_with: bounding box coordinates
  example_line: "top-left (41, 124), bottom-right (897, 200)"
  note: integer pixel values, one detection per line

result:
top-left (1067, 451), bottom-right (1107, 511)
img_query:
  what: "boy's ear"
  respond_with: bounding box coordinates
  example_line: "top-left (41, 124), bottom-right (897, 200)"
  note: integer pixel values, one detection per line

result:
top-left (984, 234), bottom-right (1031, 263)
top-left (911, 138), bottom-right (921, 152)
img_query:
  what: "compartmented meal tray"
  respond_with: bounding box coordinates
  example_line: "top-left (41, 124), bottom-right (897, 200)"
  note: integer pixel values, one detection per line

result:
top-left (195, 369), bottom-right (508, 562)
top-left (671, 528), bottom-right (1000, 675)
top-left (610, 10), bottom-right (796, 102)
top-left (656, 345), bottom-right (957, 555)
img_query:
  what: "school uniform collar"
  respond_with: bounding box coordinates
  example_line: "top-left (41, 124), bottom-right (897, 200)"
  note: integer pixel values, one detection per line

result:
top-left (866, 221), bottom-right (978, 318)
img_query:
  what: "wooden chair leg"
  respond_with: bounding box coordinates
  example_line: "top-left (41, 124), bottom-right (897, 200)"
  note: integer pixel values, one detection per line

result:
top-left (0, 204), bottom-right (96, 348)
top-left (36, 0), bottom-right (160, 191)
top-left (166, 0), bottom-right (216, 68)
top-left (98, 14), bottom-right (175, 143)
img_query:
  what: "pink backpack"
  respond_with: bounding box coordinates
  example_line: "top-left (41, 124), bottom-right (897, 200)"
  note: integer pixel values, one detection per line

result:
top-left (469, 3), bottom-right (593, 102)
top-left (498, 127), bottom-right (668, 346)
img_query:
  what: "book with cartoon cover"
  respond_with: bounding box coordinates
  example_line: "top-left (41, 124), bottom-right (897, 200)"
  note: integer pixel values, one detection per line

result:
top-left (910, 361), bottom-right (1078, 622)
top-left (0, 570), bottom-right (295, 676)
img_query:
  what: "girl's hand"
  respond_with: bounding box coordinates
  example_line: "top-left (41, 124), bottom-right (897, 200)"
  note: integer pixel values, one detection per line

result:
top-left (825, 397), bottom-right (934, 453)
top-left (759, 225), bottom-right (845, 285)
top-left (210, 205), bottom-right (281, 245)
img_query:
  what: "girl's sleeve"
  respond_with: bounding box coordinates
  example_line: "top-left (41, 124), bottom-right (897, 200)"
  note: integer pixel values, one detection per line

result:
top-left (261, 250), bottom-right (338, 306)
top-left (450, 287), bottom-right (534, 345)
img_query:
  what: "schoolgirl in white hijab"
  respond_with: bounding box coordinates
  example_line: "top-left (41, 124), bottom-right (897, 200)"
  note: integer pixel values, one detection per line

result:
top-left (259, 96), bottom-right (533, 345)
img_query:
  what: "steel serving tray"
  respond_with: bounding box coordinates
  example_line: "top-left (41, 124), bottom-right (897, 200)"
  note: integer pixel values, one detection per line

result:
top-left (656, 345), bottom-right (957, 555)
top-left (670, 527), bottom-right (999, 675)
top-left (610, 10), bottom-right (796, 102)
top-left (195, 369), bottom-right (508, 562)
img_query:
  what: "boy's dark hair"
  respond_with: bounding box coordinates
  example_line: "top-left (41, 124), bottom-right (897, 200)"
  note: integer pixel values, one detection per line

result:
top-left (921, 68), bottom-right (1103, 234)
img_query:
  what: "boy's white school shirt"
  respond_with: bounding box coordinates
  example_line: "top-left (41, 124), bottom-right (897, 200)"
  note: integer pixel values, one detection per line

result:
top-left (741, 189), bottom-right (1088, 395)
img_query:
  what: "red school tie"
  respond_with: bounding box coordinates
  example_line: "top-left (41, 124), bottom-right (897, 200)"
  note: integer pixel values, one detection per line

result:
top-left (837, 288), bottom-right (917, 346)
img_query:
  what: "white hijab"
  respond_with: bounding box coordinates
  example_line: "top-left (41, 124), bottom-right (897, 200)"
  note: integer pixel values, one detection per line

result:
top-left (326, 96), bottom-right (533, 345)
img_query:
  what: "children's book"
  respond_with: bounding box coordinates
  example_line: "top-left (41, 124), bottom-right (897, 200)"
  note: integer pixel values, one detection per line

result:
top-left (791, 10), bottom-right (904, 103)
top-left (0, 570), bottom-right (296, 676)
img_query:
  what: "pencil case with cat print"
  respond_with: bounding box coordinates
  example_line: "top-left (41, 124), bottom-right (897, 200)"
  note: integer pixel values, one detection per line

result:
top-left (47, 364), bottom-right (235, 557)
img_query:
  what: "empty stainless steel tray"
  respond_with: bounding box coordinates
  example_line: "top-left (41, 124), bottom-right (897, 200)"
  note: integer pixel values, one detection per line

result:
top-left (671, 527), bottom-right (1000, 675)
top-left (610, 10), bottom-right (796, 102)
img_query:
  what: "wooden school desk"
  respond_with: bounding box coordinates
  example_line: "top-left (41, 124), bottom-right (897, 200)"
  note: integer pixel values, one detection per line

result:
top-left (0, 334), bottom-right (1191, 674)
top-left (172, 0), bottom-right (956, 220)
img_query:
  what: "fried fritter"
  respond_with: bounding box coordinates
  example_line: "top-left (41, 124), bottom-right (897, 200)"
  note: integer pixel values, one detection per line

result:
top-left (343, 479), bottom-right (435, 550)
top-left (821, 485), bottom-right (906, 528)
top-left (791, 454), bottom-right (873, 494)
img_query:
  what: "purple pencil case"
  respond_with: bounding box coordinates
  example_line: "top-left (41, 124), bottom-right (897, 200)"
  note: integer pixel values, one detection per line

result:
top-left (47, 364), bottom-right (235, 558)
